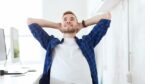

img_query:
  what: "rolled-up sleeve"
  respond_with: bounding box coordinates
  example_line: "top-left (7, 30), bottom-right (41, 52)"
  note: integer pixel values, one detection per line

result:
top-left (28, 23), bottom-right (53, 50)
top-left (82, 19), bottom-right (111, 48)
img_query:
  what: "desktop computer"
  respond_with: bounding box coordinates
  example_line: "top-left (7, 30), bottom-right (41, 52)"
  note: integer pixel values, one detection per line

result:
top-left (0, 28), bottom-right (36, 76)
top-left (10, 27), bottom-right (20, 63)
top-left (0, 28), bottom-right (22, 75)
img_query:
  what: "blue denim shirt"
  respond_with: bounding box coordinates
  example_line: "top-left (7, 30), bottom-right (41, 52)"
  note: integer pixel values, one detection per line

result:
top-left (28, 19), bottom-right (111, 84)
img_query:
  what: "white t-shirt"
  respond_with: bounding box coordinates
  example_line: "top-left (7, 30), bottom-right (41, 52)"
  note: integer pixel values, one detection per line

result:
top-left (50, 38), bottom-right (92, 84)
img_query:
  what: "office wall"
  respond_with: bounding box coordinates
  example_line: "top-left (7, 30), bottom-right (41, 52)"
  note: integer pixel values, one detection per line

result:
top-left (129, 0), bottom-right (145, 84)
top-left (88, 0), bottom-right (145, 84)
top-left (86, 0), bottom-right (130, 84)
top-left (94, 0), bottom-right (129, 84)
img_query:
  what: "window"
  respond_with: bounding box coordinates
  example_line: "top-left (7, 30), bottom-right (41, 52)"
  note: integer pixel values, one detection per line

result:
top-left (0, 0), bottom-right (44, 64)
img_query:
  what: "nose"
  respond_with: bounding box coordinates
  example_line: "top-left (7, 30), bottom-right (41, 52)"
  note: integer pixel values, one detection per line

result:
top-left (66, 21), bottom-right (71, 24)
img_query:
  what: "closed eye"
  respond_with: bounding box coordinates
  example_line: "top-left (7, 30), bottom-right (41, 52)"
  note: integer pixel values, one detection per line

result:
top-left (64, 17), bottom-right (67, 21)
top-left (70, 17), bottom-right (74, 21)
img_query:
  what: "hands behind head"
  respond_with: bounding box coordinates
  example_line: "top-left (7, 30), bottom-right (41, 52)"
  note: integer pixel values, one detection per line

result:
top-left (58, 12), bottom-right (112, 33)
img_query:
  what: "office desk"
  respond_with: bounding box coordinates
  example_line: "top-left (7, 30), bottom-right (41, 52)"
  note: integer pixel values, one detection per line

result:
top-left (0, 64), bottom-right (42, 84)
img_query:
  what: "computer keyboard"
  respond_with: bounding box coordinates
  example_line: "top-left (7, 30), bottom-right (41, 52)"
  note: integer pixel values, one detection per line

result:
top-left (0, 69), bottom-right (36, 76)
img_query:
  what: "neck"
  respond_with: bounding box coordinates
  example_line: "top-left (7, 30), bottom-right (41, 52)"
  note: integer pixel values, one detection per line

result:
top-left (63, 32), bottom-right (76, 38)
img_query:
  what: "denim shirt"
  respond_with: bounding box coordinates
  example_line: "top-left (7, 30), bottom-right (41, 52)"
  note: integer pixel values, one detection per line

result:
top-left (28, 19), bottom-right (111, 84)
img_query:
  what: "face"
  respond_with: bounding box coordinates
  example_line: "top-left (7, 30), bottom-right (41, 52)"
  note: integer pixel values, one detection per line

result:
top-left (61, 14), bottom-right (79, 33)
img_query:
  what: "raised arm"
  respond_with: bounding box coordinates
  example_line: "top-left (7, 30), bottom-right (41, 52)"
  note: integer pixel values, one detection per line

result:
top-left (82, 12), bottom-right (111, 27)
top-left (82, 12), bottom-right (111, 48)
top-left (27, 18), bottom-right (60, 50)
top-left (27, 18), bottom-right (61, 29)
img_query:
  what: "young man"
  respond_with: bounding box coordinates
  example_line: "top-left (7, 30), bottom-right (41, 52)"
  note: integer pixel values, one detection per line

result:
top-left (27, 11), bottom-right (111, 84)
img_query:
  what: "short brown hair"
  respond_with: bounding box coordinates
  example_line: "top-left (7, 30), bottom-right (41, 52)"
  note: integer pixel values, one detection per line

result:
top-left (63, 11), bottom-right (77, 20)
top-left (63, 11), bottom-right (75, 16)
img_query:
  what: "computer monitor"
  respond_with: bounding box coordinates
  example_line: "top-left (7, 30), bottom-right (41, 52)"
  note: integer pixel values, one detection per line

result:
top-left (0, 28), bottom-right (7, 63)
top-left (10, 28), bottom-right (20, 63)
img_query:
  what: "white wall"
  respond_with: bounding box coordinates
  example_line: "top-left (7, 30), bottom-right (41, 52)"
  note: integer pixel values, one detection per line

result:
top-left (129, 0), bottom-right (145, 84)
top-left (88, 0), bottom-right (145, 84)
top-left (94, 0), bottom-right (129, 84)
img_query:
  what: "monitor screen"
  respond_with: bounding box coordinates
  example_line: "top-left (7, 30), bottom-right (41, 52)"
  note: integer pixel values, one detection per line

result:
top-left (10, 28), bottom-right (20, 63)
top-left (0, 28), bottom-right (7, 62)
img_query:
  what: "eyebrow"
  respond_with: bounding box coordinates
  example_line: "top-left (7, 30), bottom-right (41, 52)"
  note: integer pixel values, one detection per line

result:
top-left (63, 16), bottom-right (75, 19)
top-left (70, 17), bottom-right (74, 18)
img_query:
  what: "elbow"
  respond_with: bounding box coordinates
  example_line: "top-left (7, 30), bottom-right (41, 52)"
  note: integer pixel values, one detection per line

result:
top-left (27, 18), bottom-right (34, 25)
top-left (102, 12), bottom-right (112, 20)
top-left (106, 12), bottom-right (112, 20)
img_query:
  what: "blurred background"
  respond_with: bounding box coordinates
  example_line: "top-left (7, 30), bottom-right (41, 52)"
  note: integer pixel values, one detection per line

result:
top-left (0, 0), bottom-right (145, 84)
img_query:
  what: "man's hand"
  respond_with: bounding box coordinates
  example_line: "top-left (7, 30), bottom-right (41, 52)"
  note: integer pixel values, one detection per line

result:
top-left (75, 22), bottom-right (84, 30)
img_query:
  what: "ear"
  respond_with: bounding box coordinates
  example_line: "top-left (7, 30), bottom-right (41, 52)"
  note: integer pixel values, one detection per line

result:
top-left (75, 22), bottom-right (83, 31)
top-left (78, 22), bottom-right (84, 29)
top-left (58, 23), bottom-right (64, 32)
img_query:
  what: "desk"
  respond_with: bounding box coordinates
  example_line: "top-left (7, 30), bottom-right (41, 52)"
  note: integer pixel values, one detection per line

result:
top-left (0, 64), bottom-right (43, 84)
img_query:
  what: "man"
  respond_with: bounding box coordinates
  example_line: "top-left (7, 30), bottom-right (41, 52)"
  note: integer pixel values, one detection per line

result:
top-left (27, 11), bottom-right (111, 84)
